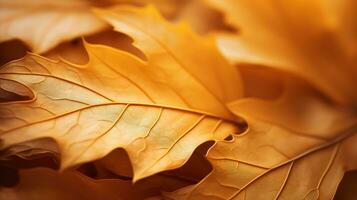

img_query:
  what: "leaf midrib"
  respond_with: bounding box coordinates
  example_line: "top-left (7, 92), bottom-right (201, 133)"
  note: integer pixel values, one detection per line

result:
top-left (1, 101), bottom-right (238, 136)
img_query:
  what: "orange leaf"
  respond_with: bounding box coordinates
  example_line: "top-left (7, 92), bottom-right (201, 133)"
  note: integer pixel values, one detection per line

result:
top-left (0, 6), bottom-right (242, 181)
top-left (167, 78), bottom-right (357, 199)
top-left (208, 0), bottom-right (357, 106)
top-left (0, 0), bottom-right (109, 53)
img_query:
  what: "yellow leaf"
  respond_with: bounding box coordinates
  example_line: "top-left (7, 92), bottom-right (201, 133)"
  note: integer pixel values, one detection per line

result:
top-left (208, 0), bottom-right (357, 106)
top-left (0, 6), bottom-right (242, 180)
top-left (167, 79), bottom-right (357, 199)
top-left (93, 5), bottom-right (243, 109)
top-left (0, 0), bottom-right (217, 54)
top-left (0, 0), bottom-right (110, 53)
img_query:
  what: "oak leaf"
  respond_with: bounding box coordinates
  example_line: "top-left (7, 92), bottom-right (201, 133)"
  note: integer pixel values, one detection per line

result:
top-left (93, 5), bottom-right (243, 106)
top-left (167, 79), bottom-right (357, 199)
top-left (0, 5), bottom-right (242, 181)
top-left (0, 0), bottom-right (219, 54)
top-left (207, 0), bottom-right (357, 106)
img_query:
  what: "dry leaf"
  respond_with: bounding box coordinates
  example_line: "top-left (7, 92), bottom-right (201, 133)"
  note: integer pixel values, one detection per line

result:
top-left (0, 6), bottom-right (243, 181)
top-left (0, 0), bottom-right (110, 53)
top-left (167, 79), bottom-right (357, 199)
top-left (0, 47), bottom-right (238, 181)
top-left (1, 1), bottom-right (356, 199)
top-left (93, 5), bottom-right (243, 107)
top-left (208, 0), bottom-right (357, 106)
top-left (0, 0), bottom-right (214, 54)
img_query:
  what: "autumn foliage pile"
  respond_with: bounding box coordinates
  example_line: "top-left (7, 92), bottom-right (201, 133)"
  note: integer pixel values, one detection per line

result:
top-left (0, 0), bottom-right (356, 199)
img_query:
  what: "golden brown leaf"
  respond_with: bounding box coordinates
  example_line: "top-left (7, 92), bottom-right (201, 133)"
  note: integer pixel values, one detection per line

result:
top-left (3, 2), bottom-right (355, 199)
top-left (0, 6), bottom-right (242, 181)
top-left (0, 0), bottom-right (217, 55)
top-left (0, 0), bottom-right (109, 53)
top-left (93, 5), bottom-right (243, 108)
top-left (167, 79), bottom-right (357, 199)
top-left (208, 0), bottom-right (357, 106)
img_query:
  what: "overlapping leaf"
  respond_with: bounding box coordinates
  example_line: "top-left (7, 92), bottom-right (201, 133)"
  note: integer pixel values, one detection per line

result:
top-left (0, 0), bottom-right (222, 54)
top-left (207, 0), bottom-right (357, 106)
top-left (167, 78), bottom-right (357, 199)
top-left (1, 0), bottom-right (356, 199)
top-left (93, 5), bottom-right (243, 109)
top-left (0, 167), bottom-right (190, 200)
top-left (0, 5), bottom-right (243, 181)
top-left (0, 0), bottom-right (109, 53)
